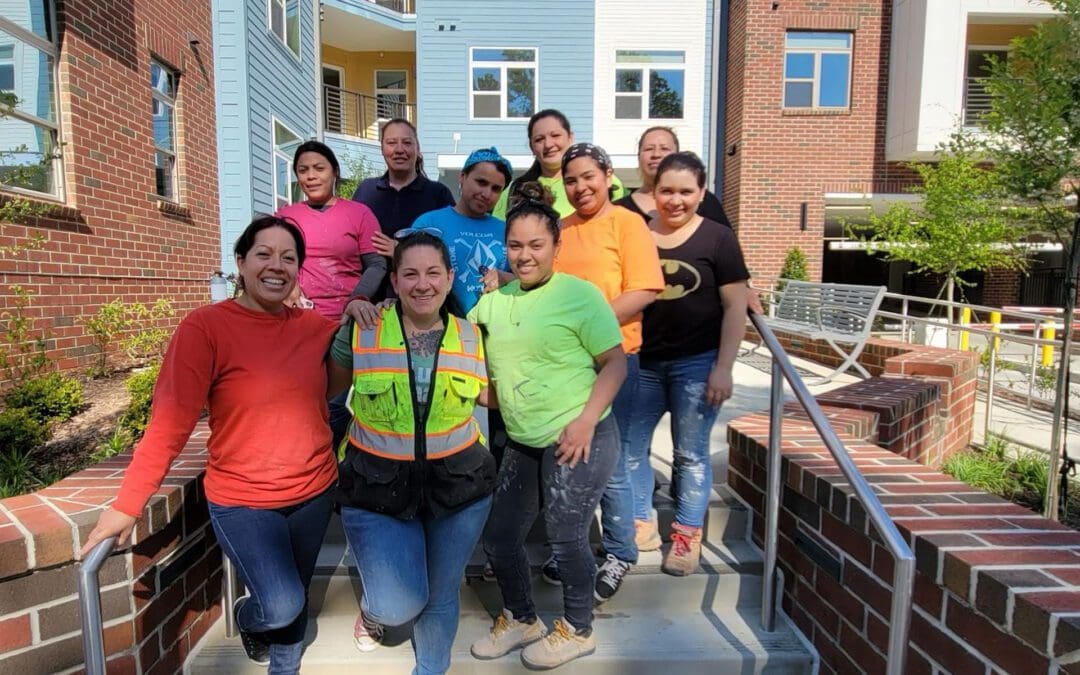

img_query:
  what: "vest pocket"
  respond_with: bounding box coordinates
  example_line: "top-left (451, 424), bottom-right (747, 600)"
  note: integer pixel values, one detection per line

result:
top-left (338, 451), bottom-right (417, 518)
top-left (429, 443), bottom-right (496, 509)
top-left (351, 378), bottom-right (400, 425)
top-left (438, 375), bottom-right (481, 420)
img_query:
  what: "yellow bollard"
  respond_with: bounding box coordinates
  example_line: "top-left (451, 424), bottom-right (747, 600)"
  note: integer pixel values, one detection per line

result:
top-left (960, 307), bottom-right (971, 351)
top-left (990, 311), bottom-right (1001, 353)
top-left (1042, 322), bottom-right (1056, 368)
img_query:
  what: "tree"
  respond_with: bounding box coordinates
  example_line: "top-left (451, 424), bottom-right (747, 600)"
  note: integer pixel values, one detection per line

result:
top-left (847, 136), bottom-right (1029, 318)
top-left (978, 0), bottom-right (1080, 520)
top-left (649, 72), bottom-right (683, 119)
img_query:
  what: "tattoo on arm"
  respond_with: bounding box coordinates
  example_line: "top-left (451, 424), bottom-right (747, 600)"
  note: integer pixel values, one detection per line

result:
top-left (408, 329), bottom-right (442, 357)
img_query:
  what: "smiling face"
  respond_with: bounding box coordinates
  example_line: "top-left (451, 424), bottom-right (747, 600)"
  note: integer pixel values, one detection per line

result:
top-left (459, 162), bottom-right (507, 217)
top-left (563, 156), bottom-right (613, 218)
top-left (295, 150), bottom-right (337, 204)
top-left (528, 115), bottom-right (573, 175)
top-left (654, 168), bottom-right (705, 230)
top-left (638, 129), bottom-right (678, 184)
top-left (392, 244), bottom-right (453, 320)
top-left (381, 122), bottom-right (418, 175)
top-left (506, 213), bottom-right (559, 289)
top-left (235, 226), bottom-right (300, 313)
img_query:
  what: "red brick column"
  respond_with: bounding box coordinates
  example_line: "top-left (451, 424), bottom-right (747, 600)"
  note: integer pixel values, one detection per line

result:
top-left (0, 423), bottom-right (219, 673)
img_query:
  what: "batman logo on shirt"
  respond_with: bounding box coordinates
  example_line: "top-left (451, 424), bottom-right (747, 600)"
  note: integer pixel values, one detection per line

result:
top-left (657, 259), bottom-right (701, 301)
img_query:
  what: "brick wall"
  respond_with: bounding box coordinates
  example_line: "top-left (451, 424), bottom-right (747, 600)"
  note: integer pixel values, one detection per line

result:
top-left (0, 0), bottom-right (220, 378)
top-left (729, 406), bottom-right (1080, 674)
top-left (722, 0), bottom-right (920, 281)
top-left (0, 424), bottom-right (218, 674)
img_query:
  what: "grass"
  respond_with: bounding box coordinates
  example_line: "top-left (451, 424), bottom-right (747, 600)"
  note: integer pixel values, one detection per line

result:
top-left (943, 434), bottom-right (1077, 527)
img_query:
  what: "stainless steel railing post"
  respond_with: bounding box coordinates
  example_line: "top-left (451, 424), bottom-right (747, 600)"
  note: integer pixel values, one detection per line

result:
top-left (761, 357), bottom-right (784, 632)
top-left (77, 537), bottom-right (117, 675)
top-left (223, 553), bottom-right (242, 638)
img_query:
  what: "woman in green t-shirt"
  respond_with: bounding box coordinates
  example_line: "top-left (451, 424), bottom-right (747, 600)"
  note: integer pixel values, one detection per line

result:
top-left (468, 184), bottom-right (627, 670)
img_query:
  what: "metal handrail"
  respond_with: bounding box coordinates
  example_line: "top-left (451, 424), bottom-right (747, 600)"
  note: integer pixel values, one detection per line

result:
top-left (749, 313), bottom-right (915, 675)
top-left (77, 537), bottom-right (118, 675)
top-left (322, 84), bottom-right (416, 142)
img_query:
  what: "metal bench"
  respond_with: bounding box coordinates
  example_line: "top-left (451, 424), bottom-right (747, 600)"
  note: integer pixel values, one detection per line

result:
top-left (754, 281), bottom-right (886, 384)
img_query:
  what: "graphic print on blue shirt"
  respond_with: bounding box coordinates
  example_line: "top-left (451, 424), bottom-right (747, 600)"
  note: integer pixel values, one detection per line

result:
top-left (412, 207), bottom-right (508, 313)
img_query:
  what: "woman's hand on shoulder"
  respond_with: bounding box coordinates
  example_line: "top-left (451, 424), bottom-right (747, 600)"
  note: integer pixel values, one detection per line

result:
top-left (78, 508), bottom-right (138, 559)
top-left (372, 231), bottom-right (397, 257)
top-left (343, 298), bottom-right (395, 329)
top-left (556, 413), bottom-right (597, 468)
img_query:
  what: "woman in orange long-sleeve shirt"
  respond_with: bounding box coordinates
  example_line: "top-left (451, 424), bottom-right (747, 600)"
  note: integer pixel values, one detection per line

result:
top-left (81, 216), bottom-right (360, 674)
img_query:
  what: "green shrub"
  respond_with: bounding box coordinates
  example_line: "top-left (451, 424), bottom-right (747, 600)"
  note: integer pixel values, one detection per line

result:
top-left (83, 299), bottom-right (129, 378)
top-left (0, 407), bottom-right (49, 459)
top-left (942, 449), bottom-right (1013, 495)
top-left (119, 363), bottom-right (160, 439)
top-left (93, 426), bottom-right (133, 462)
top-left (777, 248), bottom-right (810, 290)
top-left (3, 373), bottom-right (84, 423)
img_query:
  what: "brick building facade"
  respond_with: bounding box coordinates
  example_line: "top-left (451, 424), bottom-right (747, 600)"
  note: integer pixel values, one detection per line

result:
top-left (0, 0), bottom-right (219, 378)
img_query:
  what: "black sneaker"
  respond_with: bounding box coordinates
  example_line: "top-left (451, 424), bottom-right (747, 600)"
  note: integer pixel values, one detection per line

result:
top-left (540, 554), bottom-right (562, 586)
top-left (594, 553), bottom-right (632, 603)
top-left (233, 597), bottom-right (271, 665)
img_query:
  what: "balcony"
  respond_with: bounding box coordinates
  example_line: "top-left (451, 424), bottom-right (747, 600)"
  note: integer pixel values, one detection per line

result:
top-left (367, 0), bottom-right (415, 13)
top-left (323, 84), bottom-right (416, 141)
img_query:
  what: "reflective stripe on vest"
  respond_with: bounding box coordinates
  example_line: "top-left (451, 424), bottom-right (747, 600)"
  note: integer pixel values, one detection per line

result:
top-left (348, 312), bottom-right (485, 460)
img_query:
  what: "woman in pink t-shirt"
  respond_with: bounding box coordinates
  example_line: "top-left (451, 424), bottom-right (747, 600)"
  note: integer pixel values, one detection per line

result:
top-left (276, 140), bottom-right (387, 449)
top-left (277, 141), bottom-right (386, 322)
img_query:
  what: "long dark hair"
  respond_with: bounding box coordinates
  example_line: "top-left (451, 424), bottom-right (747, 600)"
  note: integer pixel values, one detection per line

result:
top-left (291, 140), bottom-right (341, 177)
top-left (510, 109), bottom-right (572, 191)
top-left (380, 118), bottom-right (426, 177)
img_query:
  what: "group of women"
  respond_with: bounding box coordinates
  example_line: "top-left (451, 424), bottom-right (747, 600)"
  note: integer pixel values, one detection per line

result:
top-left (80, 111), bottom-right (751, 675)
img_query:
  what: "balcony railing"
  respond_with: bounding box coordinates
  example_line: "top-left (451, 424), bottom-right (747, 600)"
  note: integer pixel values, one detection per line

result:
top-left (323, 85), bottom-right (416, 142)
top-left (963, 76), bottom-right (994, 127)
top-left (368, 0), bottom-right (415, 13)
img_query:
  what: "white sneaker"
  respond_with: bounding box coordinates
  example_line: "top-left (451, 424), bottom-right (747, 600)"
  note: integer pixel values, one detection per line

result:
top-left (353, 608), bottom-right (383, 653)
top-left (470, 609), bottom-right (547, 659)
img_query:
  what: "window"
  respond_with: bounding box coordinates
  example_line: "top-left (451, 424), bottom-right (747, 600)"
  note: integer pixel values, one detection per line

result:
top-left (0, 1), bottom-right (62, 198)
top-left (964, 47), bottom-right (1007, 126)
top-left (614, 50), bottom-right (685, 120)
top-left (470, 48), bottom-right (536, 120)
top-left (269, 0), bottom-right (300, 58)
top-left (151, 60), bottom-right (178, 200)
top-left (272, 118), bottom-right (302, 209)
top-left (375, 69), bottom-right (408, 120)
top-left (783, 32), bottom-right (852, 109)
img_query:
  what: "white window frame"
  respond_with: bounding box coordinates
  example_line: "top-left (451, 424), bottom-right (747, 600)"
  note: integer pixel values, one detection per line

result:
top-left (468, 47), bottom-right (538, 121)
top-left (271, 116), bottom-right (302, 210)
top-left (782, 31), bottom-right (853, 110)
top-left (268, 0), bottom-right (300, 59)
top-left (374, 68), bottom-right (409, 120)
top-left (151, 59), bottom-right (179, 202)
top-left (0, 2), bottom-right (64, 201)
top-left (0, 43), bottom-right (13, 93)
top-left (613, 50), bottom-right (687, 121)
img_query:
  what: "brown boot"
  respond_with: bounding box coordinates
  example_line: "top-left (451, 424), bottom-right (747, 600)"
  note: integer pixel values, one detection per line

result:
top-left (634, 518), bottom-right (662, 551)
top-left (662, 523), bottom-right (702, 576)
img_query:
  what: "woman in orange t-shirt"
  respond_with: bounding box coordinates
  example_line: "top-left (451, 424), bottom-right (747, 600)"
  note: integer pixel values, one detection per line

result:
top-left (80, 216), bottom-right (366, 673)
top-left (552, 142), bottom-right (663, 603)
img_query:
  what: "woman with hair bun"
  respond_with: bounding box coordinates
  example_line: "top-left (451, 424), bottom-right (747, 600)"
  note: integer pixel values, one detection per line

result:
top-left (469, 184), bottom-right (627, 670)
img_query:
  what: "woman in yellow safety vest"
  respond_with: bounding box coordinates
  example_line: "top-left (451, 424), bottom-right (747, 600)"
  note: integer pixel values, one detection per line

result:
top-left (327, 231), bottom-right (496, 675)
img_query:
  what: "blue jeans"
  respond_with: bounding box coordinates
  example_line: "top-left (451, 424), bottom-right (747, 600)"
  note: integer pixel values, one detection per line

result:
top-left (600, 352), bottom-right (639, 563)
top-left (208, 487), bottom-right (334, 675)
top-left (483, 415), bottom-right (619, 632)
top-left (341, 495), bottom-right (492, 675)
top-left (625, 350), bottom-right (721, 528)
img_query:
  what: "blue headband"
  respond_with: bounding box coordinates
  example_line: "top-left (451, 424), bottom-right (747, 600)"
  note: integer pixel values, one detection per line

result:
top-left (463, 146), bottom-right (513, 178)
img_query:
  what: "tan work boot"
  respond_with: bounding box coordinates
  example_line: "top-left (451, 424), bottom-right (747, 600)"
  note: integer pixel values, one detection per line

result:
top-left (471, 609), bottom-right (547, 659)
top-left (635, 518), bottom-right (662, 551)
top-left (520, 617), bottom-right (596, 669)
top-left (662, 523), bottom-right (702, 576)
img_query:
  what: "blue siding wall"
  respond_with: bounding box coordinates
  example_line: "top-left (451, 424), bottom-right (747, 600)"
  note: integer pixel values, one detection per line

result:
top-left (213, 0), bottom-right (319, 272)
top-left (326, 136), bottom-right (385, 182)
top-left (212, 0), bottom-right (252, 271)
top-left (416, 1), bottom-right (595, 171)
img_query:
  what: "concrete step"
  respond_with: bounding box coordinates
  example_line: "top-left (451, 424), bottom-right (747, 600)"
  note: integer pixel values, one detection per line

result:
top-left (321, 484), bottom-right (749, 549)
top-left (187, 573), bottom-right (815, 675)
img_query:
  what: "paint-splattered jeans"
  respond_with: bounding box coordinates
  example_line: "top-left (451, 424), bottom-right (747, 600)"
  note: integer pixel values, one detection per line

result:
top-left (482, 415), bottom-right (619, 632)
top-left (625, 349), bottom-right (721, 528)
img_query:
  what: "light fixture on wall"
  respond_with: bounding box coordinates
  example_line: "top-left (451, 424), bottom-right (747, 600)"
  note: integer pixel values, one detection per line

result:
top-left (727, 142), bottom-right (738, 156)
top-left (378, 51), bottom-right (385, 58)
top-left (799, 202), bottom-right (808, 231)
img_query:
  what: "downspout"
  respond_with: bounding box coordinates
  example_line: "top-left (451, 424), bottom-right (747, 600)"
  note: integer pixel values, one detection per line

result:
top-left (708, 0), bottom-right (730, 194)
top-left (313, 0), bottom-right (324, 140)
